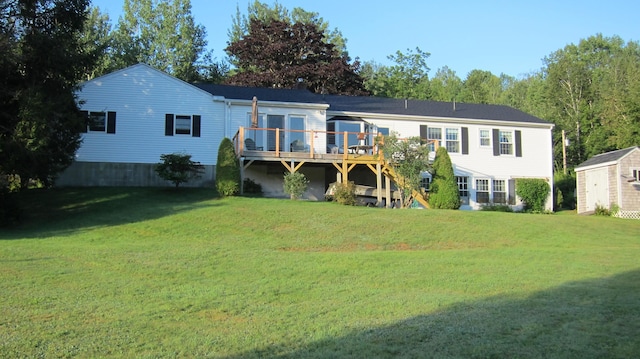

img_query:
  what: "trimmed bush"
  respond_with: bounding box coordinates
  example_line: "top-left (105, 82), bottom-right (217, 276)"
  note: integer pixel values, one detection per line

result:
top-left (283, 171), bottom-right (309, 200)
top-left (216, 138), bottom-right (241, 197)
top-left (332, 181), bottom-right (356, 206)
top-left (428, 147), bottom-right (460, 209)
top-left (155, 153), bottom-right (204, 189)
top-left (516, 178), bottom-right (550, 212)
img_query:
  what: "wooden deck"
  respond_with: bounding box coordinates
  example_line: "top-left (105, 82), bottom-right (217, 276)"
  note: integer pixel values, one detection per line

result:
top-left (233, 127), bottom-right (430, 208)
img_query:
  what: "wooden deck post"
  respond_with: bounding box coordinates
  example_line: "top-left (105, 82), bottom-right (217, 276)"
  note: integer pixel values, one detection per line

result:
top-left (376, 162), bottom-right (382, 207)
top-left (385, 175), bottom-right (392, 208)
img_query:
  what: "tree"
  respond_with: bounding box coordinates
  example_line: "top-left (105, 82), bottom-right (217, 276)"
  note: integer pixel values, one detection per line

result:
top-left (542, 34), bottom-right (640, 168)
top-left (79, 6), bottom-right (114, 80)
top-left (228, 1), bottom-right (347, 57)
top-left (0, 0), bottom-right (95, 189)
top-left (225, 18), bottom-right (367, 95)
top-left (155, 153), bottom-right (204, 188)
top-left (428, 147), bottom-right (460, 209)
top-left (110, 0), bottom-right (211, 82)
top-left (378, 133), bottom-right (431, 208)
top-left (459, 69), bottom-right (503, 104)
top-left (362, 47), bottom-right (432, 99)
top-left (215, 138), bottom-right (240, 196)
top-left (429, 66), bottom-right (463, 102)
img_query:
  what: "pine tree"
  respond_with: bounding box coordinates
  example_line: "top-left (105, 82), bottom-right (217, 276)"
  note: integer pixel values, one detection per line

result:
top-left (428, 147), bottom-right (460, 209)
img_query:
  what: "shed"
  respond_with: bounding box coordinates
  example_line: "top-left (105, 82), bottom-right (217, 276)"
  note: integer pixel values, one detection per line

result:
top-left (575, 146), bottom-right (640, 216)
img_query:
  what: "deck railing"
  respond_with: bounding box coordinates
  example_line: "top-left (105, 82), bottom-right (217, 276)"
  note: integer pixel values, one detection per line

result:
top-left (232, 126), bottom-right (383, 159)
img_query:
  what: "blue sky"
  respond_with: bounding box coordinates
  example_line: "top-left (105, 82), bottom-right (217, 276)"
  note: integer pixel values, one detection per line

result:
top-left (92, 0), bottom-right (639, 78)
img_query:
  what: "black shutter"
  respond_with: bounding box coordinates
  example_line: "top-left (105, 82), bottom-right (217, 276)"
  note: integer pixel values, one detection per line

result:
top-left (192, 115), bottom-right (201, 137)
top-left (515, 130), bottom-right (522, 157)
top-left (461, 127), bottom-right (469, 155)
top-left (106, 112), bottom-right (116, 134)
top-left (492, 129), bottom-right (500, 156)
top-left (420, 125), bottom-right (428, 144)
top-left (165, 114), bottom-right (174, 136)
top-left (80, 111), bottom-right (88, 133)
top-left (508, 179), bottom-right (516, 205)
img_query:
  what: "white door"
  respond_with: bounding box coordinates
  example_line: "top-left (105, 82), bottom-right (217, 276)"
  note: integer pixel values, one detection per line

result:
top-left (585, 167), bottom-right (609, 211)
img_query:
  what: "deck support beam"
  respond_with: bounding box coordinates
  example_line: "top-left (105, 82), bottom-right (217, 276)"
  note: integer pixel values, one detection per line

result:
top-left (281, 160), bottom-right (305, 173)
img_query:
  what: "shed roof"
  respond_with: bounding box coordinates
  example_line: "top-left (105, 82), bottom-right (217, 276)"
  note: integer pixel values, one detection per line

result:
top-left (575, 146), bottom-right (640, 171)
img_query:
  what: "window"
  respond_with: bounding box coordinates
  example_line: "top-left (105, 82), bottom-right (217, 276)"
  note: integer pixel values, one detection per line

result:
top-left (82, 111), bottom-right (116, 134)
top-left (445, 128), bottom-right (459, 153)
top-left (175, 115), bottom-right (192, 135)
top-left (89, 112), bottom-right (106, 132)
top-left (457, 176), bottom-right (469, 205)
top-left (493, 179), bottom-right (506, 204)
top-left (632, 168), bottom-right (640, 182)
top-left (165, 114), bottom-right (201, 137)
top-left (427, 127), bottom-right (441, 152)
top-left (499, 131), bottom-right (513, 155)
top-left (476, 179), bottom-right (489, 203)
top-left (421, 175), bottom-right (431, 192)
top-left (377, 127), bottom-right (390, 136)
top-left (479, 129), bottom-right (491, 147)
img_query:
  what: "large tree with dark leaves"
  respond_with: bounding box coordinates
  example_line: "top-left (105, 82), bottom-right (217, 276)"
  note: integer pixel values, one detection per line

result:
top-left (225, 18), bottom-right (367, 95)
top-left (0, 0), bottom-right (94, 189)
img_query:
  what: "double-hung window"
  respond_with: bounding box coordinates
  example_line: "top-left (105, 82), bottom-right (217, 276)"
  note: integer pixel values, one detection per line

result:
top-left (81, 110), bottom-right (116, 134)
top-left (89, 112), bottom-right (106, 132)
top-left (165, 114), bottom-right (201, 137)
top-left (446, 128), bottom-right (459, 153)
top-left (476, 179), bottom-right (489, 204)
top-left (499, 131), bottom-right (513, 155)
top-left (175, 115), bottom-right (192, 135)
top-left (479, 129), bottom-right (491, 147)
top-left (492, 179), bottom-right (506, 204)
top-left (427, 128), bottom-right (441, 152)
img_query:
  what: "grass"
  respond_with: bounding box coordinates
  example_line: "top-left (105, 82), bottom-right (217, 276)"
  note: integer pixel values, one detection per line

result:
top-left (1, 187), bottom-right (639, 358)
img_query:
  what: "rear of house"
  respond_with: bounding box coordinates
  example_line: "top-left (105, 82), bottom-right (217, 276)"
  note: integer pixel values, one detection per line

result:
top-left (58, 64), bottom-right (555, 211)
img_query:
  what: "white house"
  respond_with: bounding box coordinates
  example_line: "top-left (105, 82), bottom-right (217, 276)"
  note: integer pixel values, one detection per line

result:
top-left (58, 64), bottom-right (555, 210)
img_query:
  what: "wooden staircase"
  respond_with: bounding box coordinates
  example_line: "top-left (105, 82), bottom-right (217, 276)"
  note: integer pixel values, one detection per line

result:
top-left (380, 164), bottom-right (430, 209)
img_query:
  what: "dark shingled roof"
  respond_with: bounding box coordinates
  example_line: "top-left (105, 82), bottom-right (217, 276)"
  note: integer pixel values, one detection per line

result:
top-left (194, 83), bottom-right (550, 124)
top-left (321, 95), bottom-right (548, 124)
top-left (576, 146), bottom-right (639, 169)
top-left (193, 83), bottom-right (322, 104)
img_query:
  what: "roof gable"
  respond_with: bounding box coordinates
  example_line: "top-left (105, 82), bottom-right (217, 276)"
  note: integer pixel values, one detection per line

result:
top-left (575, 146), bottom-right (640, 170)
top-left (81, 63), bottom-right (214, 98)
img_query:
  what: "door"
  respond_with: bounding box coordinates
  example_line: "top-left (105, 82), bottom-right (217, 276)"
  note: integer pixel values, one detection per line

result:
top-left (267, 115), bottom-right (284, 151)
top-left (585, 167), bottom-right (609, 211)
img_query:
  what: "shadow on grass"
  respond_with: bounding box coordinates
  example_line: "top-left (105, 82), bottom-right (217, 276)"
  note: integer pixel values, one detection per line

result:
top-left (0, 187), bottom-right (221, 239)
top-left (224, 269), bottom-right (640, 359)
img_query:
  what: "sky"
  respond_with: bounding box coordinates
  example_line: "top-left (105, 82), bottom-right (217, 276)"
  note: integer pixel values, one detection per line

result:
top-left (91, 0), bottom-right (640, 78)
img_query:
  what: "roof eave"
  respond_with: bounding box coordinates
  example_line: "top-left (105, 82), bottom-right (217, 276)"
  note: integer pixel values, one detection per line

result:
top-left (327, 110), bottom-right (555, 129)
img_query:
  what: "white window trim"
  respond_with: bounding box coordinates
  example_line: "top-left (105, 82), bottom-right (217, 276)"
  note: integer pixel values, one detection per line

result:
top-left (88, 111), bottom-right (106, 132)
top-left (499, 130), bottom-right (514, 156)
top-left (479, 128), bottom-right (491, 148)
top-left (632, 168), bottom-right (640, 182)
top-left (174, 115), bottom-right (192, 135)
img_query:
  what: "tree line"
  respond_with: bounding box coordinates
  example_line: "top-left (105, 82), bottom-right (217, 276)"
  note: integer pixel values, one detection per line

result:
top-left (2, 0), bottom-right (639, 203)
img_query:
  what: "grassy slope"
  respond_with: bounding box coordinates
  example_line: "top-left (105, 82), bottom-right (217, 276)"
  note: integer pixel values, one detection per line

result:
top-left (1, 188), bottom-right (639, 358)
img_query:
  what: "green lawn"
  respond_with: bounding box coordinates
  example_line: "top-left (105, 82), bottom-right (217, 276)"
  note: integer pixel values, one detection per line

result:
top-left (1, 188), bottom-right (639, 358)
